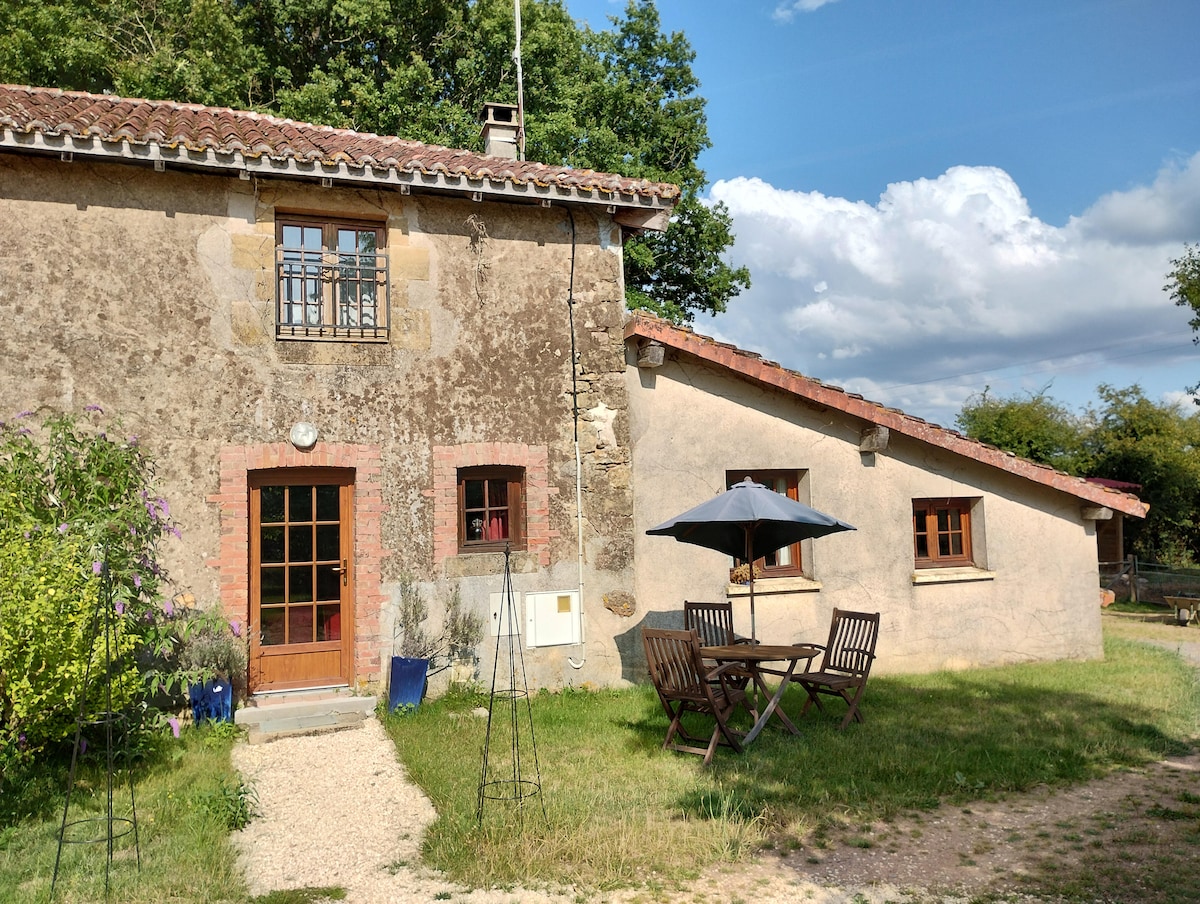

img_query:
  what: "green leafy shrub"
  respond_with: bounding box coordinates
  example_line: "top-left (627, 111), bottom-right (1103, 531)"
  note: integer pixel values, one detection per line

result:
top-left (194, 775), bottom-right (259, 830)
top-left (0, 527), bottom-right (113, 762)
top-left (0, 408), bottom-right (185, 784)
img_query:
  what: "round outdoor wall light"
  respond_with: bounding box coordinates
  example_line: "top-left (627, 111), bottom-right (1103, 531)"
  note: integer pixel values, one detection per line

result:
top-left (289, 421), bottom-right (319, 450)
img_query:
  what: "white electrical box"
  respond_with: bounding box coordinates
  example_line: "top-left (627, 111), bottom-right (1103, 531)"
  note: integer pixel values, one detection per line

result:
top-left (524, 590), bottom-right (581, 647)
top-left (489, 591), bottom-right (521, 637)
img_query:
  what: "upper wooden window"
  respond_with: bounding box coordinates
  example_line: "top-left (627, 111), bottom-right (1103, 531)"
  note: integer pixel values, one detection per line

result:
top-left (726, 470), bottom-right (804, 578)
top-left (458, 466), bottom-right (525, 553)
top-left (276, 216), bottom-right (389, 341)
top-left (913, 498), bottom-right (974, 568)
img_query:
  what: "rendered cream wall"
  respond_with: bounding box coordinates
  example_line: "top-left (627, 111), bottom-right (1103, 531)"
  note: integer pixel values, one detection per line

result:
top-left (627, 353), bottom-right (1103, 674)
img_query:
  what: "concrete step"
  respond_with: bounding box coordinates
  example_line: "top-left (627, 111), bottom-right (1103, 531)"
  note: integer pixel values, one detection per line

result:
top-left (235, 689), bottom-right (377, 743)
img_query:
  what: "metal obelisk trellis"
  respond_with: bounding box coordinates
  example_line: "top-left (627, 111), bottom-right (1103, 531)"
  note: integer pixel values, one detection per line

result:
top-left (477, 545), bottom-right (546, 826)
top-left (51, 549), bottom-right (141, 902)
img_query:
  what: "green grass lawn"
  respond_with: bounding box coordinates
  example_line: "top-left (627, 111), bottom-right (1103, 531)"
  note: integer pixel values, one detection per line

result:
top-left (2, 622), bottom-right (1197, 903)
top-left (1107, 599), bottom-right (1177, 616)
top-left (0, 727), bottom-right (251, 904)
top-left (384, 627), bottom-right (1200, 894)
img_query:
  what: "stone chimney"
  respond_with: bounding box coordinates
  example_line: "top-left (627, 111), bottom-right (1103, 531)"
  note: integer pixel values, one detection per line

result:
top-left (479, 102), bottom-right (520, 160)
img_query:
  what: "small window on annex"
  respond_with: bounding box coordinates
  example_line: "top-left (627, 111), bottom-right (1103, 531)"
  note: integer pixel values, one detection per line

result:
top-left (458, 467), bottom-right (525, 552)
top-left (913, 498), bottom-right (975, 568)
top-left (276, 215), bottom-right (390, 341)
top-left (725, 470), bottom-right (805, 578)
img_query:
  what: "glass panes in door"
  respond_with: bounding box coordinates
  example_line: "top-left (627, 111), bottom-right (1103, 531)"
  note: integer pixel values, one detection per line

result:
top-left (258, 483), bottom-right (343, 646)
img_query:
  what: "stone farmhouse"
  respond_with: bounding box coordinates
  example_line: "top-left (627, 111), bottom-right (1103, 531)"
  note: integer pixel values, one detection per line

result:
top-left (0, 85), bottom-right (1146, 701)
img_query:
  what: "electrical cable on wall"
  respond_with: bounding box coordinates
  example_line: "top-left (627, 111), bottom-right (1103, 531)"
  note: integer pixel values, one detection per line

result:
top-left (564, 208), bottom-right (586, 670)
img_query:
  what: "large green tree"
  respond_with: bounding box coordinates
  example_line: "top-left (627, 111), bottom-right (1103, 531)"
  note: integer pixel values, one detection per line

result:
top-left (1084, 385), bottom-right (1200, 566)
top-left (955, 387), bottom-right (1088, 475)
top-left (0, 0), bottom-right (262, 106)
top-left (0, 0), bottom-right (747, 323)
top-left (957, 384), bottom-right (1200, 565)
top-left (1166, 242), bottom-right (1200, 397)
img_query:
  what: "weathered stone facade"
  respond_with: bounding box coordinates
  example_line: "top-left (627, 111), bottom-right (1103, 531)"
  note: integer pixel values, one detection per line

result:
top-left (0, 144), bottom-right (645, 692)
top-left (1, 86), bottom-right (1149, 698)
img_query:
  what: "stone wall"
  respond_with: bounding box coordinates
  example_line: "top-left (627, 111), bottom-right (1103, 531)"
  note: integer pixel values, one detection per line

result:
top-left (0, 152), bottom-right (637, 691)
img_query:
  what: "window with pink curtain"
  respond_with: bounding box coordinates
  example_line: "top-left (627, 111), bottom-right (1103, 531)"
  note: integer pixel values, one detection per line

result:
top-left (459, 466), bottom-right (524, 551)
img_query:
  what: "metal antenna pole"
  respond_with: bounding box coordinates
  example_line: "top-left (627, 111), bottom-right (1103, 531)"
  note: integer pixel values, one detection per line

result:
top-left (51, 549), bottom-right (140, 902)
top-left (477, 544), bottom-right (545, 826)
top-left (513, 0), bottom-right (527, 160)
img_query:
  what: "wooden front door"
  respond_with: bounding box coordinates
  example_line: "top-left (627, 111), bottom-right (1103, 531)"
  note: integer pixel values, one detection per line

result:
top-left (249, 470), bottom-right (355, 692)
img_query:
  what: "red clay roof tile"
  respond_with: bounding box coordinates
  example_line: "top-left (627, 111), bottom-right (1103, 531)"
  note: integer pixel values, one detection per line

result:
top-left (0, 85), bottom-right (680, 206)
top-left (625, 312), bottom-right (1148, 519)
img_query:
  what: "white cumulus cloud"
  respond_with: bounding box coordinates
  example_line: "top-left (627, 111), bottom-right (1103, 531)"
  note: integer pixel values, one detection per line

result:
top-left (773, 0), bottom-right (844, 23)
top-left (1075, 154), bottom-right (1200, 245)
top-left (706, 154), bottom-right (1200, 425)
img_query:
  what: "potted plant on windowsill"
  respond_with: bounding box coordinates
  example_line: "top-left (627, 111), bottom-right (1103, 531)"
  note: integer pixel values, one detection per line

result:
top-left (729, 562), bottom-right (762, 585)
top-left (178, 608), bottom-right (248, 724)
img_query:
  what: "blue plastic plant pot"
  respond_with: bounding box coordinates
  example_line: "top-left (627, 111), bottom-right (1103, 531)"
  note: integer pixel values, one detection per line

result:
top-left (190, 678), bottom-right (234, 723)
top-left (388, 656), bottom-right (429, 710)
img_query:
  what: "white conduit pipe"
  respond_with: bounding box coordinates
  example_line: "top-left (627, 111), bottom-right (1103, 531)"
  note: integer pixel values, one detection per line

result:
top-left (565, 208), bottom-right (586, 670)
top-left (568, 434), bottom-right (585, 669)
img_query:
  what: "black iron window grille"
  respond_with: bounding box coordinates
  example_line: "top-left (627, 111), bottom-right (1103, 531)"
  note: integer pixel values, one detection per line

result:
top-left (275, 220), bottom-right (390, 341)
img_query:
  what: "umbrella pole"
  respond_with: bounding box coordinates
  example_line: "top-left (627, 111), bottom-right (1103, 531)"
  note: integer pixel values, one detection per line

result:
top-left (746, 530), bottom-right (756, 643)
top-left (745, 530), bottom-right (761, 716)
top-left (749, 576), bottom-right (756, 642)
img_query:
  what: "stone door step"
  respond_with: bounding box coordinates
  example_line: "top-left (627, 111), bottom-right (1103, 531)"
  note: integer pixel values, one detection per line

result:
top-left (235, 689), bottom-right (377, 743)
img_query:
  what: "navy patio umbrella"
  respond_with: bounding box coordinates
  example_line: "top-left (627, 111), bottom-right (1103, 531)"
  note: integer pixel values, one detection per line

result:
top-left (646, 477), bottom-right (856, 641)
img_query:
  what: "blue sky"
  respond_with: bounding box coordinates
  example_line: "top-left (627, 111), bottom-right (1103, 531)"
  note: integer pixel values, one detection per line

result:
top-left (566, 0), bottom-right (1200, 426)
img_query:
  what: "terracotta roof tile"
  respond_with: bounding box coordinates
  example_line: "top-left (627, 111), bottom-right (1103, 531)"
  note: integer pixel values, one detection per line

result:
top-left (625, 312), bottom-right (1148, 519)
top-left (0, 85), bottom-right (680, 205)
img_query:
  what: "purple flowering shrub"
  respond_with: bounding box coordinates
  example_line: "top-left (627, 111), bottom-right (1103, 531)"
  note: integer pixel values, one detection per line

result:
top-left (0, 408), bottom-right (187, 781)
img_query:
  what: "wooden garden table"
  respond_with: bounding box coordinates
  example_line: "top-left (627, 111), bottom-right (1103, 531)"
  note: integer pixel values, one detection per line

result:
top-left (700, 644), bottom-right (821, 743)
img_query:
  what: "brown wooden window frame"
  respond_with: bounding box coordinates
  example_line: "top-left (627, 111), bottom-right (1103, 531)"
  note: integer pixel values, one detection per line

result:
top-left (725, 469), bottom-right (805, 579)
top-left (458, 466), bottom-right (526, 553)
top-left (913, 498), bottom-right (974, 568)
top-left (275, 214), bottom-right (390, 342)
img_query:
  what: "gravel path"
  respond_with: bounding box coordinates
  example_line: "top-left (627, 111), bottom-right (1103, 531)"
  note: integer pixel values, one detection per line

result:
top-left (229, 718), bottom-right (930, 904)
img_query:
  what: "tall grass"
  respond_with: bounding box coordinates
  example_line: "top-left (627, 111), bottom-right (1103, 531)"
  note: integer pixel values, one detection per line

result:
top-left (0, 624), bottom-right (1195, 902)
top-left (0, 728), bottom-right (249, 904)
top-left (383, 630), bottom-right (1200, 891)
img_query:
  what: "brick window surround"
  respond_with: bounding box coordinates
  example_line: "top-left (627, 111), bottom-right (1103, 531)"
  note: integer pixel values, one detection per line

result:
top-left (207, 442), bottom-right (388, 687)
top-left (432, 443), bottom-right (553, 567)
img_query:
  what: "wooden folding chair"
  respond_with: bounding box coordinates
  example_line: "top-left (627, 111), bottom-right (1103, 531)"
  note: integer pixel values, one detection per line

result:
top-left (642, 627), bottom-right (748, 765)
top-left (683, 600), bottom-right (746, 647)
top-left (797, 608), bottom-right (880, 729)
top-left (684, 600), bottom-right (754, 692)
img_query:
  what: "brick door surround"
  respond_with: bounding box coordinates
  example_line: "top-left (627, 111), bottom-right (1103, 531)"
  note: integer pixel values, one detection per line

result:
top-left (207, 442), bottom-right (388, 688)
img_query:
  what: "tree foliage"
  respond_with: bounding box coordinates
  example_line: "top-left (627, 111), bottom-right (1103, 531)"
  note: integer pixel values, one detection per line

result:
top-left (956, 387), bottom-right (1088, 475)
top-left (1166, 242), bottom-right (1200, 397)
top-left (0, 0), bottom-right (748, 322)
top-left (1085, 385), bottom-right (1200, 567)
top-left (956, 385), bottom-right (1200, 566)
